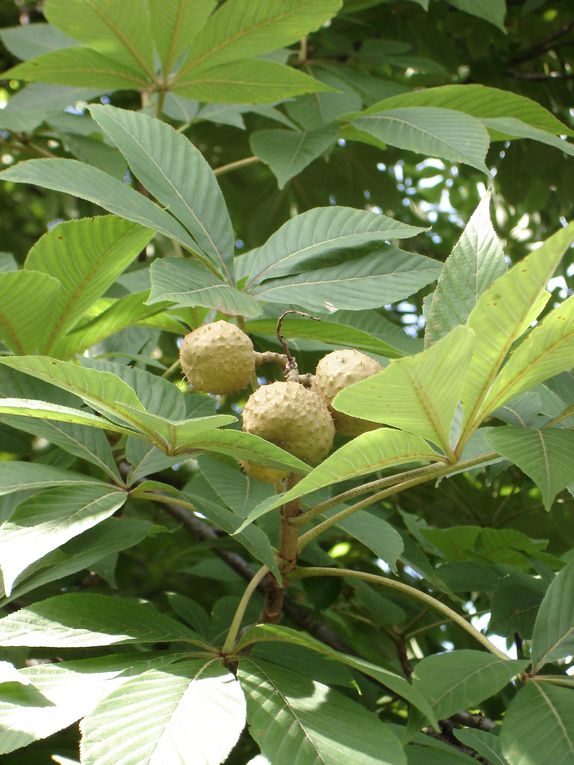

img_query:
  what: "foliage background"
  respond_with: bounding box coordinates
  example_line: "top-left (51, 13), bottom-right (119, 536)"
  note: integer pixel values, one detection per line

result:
top-left (0, 1), bottom-right (574, 764)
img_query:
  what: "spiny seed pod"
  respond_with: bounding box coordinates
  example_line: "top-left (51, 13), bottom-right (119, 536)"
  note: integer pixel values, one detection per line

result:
top-left (312, 349), bottom-right (382, 437)
top-left (179, 321), bottom-right (255, 395)
top-left (242, 381), bottom-right (335, 482)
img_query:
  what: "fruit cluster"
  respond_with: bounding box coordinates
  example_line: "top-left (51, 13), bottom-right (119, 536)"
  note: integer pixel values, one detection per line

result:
top-left (180, 321), bottom-right (382, 483)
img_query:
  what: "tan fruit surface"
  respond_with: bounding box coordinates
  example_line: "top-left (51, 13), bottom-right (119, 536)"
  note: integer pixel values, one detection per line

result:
top-left (180, 321), bottom-right (255, 395)
top-left (312, 349), bottom-right (382, 436)
top-left (242, 381), bottom-right (335, 473)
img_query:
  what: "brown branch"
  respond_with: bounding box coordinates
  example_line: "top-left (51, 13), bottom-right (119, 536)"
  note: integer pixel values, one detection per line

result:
top-left (160, 501), bottom-right (353, 654)
top-left (506, 69), bottom-right (574, 80)
top-left (509, 18), bottom-right (574, 65)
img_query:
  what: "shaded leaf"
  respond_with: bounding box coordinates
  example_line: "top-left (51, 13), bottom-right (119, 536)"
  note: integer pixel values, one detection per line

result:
top-left (0, 485), bottom-right (127, 596)
top-left (501, 682), bottom-right (574, 765)
top-left (253, 247), bottom-right (442, 313)
top-left (486, 427), bottom-right (574, 510)
top-left (90, 105), bottom-right (235, 277)
top-left (412, 651), bottom-right (527, 720)
top-left (238, 657), bottom-right (406, 765)
top-left (425, 194), bottom-right (506, 346)
top-left (236, 624), bottom-right (437, 727)
top-left (0, 159), bottom-right (200, 253)
top-left (148, 258), bottom-right (262, 318)
top-left (250, 126), bottom-right (339, 188)
top-left (352, 108), bottom-right (490, 173)
top-left (240, 206), bottom-right (427, 285)
top-left (531, 560), bottom-right (574, 670)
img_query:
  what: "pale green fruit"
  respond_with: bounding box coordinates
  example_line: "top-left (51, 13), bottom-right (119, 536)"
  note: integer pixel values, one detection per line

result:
top-left (242, 381), bottom-right (335, 481)
top-left (312, 349), bottom-right (382, 437)
top-left (180, 321), bottom-right (255, 395)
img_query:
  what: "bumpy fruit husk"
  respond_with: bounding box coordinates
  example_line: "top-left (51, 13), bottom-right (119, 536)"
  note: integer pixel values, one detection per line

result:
top-left (180, 321), bottom-right (255, 395)
top-left (242, 381), bottom-right (335, 482)
top-left (312, 349), bottom-right (382, 437)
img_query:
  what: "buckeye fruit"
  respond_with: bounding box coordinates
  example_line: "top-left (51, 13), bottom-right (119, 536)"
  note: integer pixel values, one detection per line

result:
top-left (242, 381), bottom-right (335, 483)
top-left (312, 349), bottom-right (382, 437)
top-left (180, 320), bottom-right (255, 395)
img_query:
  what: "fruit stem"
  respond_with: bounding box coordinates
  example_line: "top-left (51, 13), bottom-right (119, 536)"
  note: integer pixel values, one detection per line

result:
top-left (262, 474), bottom-right (302, 623)
top-left (292, 461), bottom-right (445, 527)
top-left (293, 567), bottom-right (510, 661)
top-left (296, 451), bottom-right (500, 549)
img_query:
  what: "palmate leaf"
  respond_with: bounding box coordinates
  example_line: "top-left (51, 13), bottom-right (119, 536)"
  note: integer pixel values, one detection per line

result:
top-left (111, 405), bottom-right (237, 454)
top-left (250, 126), bottom-right (339, 188)
top-left (0, 461), bottom-right (107, 497)
top-left (2, 518), bottom-right (152, 606)
top-left (335, 510), bottom-right (404, 570)
top-left (237, 624), bottom-right (437, 726)
top-left (24, 216), bottom-right (154, 353)
top-left (149, 0), bottom-right (216, 76)
top-left (0, 485), bottom-right (127, 597)
top-left (239, 206), bottom-right (427, 286)
top-left (0, 593), bottom-right (209, 648)
top-left (351, 108), bottom-right (490, 173)
top-left (481, 293), bottom-right (574, 417)
top-left (501, 681), bottom-right (574, 765)
top-left (454, 729), bottom-right (508, 765)
top-left (241, 429), bottom-right (438, 525)
top-left (0, 356), bottom-right (152, 436)
top-left (482, 117), bottom-right (574, 156)
top-left (2, 48), bottom-right (150, 90)
top-left (173, 59), bottom-right (333, 104)
top-left (253, 247), bottom-right (442, 313)
top-left (238, 658), bottom-right (406, 765)
top-left (0, 160), bottom-right (202, 255)
top-left (80, 660), bottom-right (246, 765)
top-left (176, 428), bottom-right (312, 475)
top-left (0, 270), bottom-right (61, 354)
top-left (51, 291), bottom-right (173, 359)
top-left (359, 84), bottom-right (573, 137)
top-left (0, 22), bottom-right (78, 60)
top-left (90, 106), bottom-right (235, 278)
top-left (148, 259), bottom-right (262, 318)
top-left (531, 560), bottom-right (574, 670)
top-left (457, 222), bottom-right (574, 448)
top-left (425, 193), bottom-right (506, 346)
top-left (44, 0), bottom-right (155, 77)
top-left (246, 315), bottom-right (409, 358)
top-left (411, 651), bottom-right (527, 721)
top-left (486, 427), bottom-right (574, 510)
top-left (0, 653), bottom-right (181, 756)
top-left (447, 0), bottom-right (506, 31)
top-left (334, 325), bottom-right (475, 457)
top-left (173, 0), bottom-right (342, 80)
